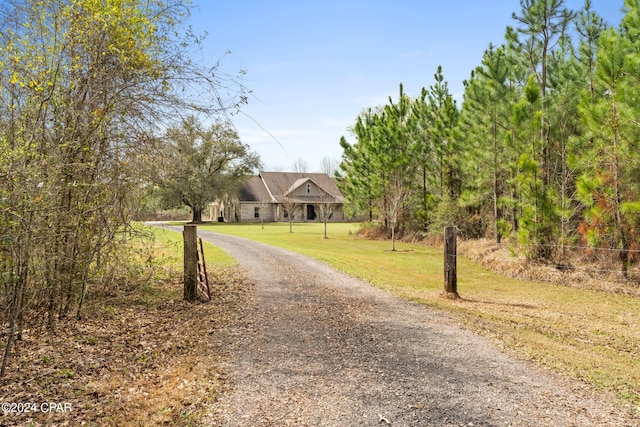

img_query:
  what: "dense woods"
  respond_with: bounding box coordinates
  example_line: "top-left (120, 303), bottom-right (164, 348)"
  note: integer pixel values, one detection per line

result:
top-left (337, 0), bottom-right (640, 275)
top-left (0, 0), bottom-right (247, 374)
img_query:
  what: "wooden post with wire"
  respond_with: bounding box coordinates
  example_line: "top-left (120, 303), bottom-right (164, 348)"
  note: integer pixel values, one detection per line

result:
top-left (444, 226), bottom-right (459, 298)
top-left (183, 224), bottom-right (198, 302)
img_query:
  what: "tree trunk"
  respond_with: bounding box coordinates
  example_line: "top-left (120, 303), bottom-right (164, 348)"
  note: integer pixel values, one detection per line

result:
top-left (611, 101), bottom-right (629, 278)
top-left (191, 207), bottom-right (203, 223)
top-left (2, 261), bottom-right (26, 377)
top-left (391, 224), bottom-right (396, 252)
top-left (493, 117), bottom-right (502, 244)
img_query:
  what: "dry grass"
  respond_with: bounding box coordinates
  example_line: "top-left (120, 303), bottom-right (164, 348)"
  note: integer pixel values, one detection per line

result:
top-left (0, 225), bottom-right (253, 426)
top-left (457, 238), bottom-right (640, 296)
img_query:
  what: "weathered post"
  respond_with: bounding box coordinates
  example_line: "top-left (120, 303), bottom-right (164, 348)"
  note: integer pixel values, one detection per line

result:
top-left (183, 224), bottom-right (198, 301)
top-left (444, 226), bottom-right (459, 298)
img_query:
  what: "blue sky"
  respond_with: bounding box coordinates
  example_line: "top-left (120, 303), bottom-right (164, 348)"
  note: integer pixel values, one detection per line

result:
top-left (191, 1), bottom-right (625, 172)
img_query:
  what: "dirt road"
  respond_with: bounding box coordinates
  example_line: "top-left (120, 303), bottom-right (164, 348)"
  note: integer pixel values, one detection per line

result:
top-left (175, 227), bottom-right (636, 426)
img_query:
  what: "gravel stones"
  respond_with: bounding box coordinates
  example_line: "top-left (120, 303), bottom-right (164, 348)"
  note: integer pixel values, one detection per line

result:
top-left (195, 230), bottom-right (637, 427)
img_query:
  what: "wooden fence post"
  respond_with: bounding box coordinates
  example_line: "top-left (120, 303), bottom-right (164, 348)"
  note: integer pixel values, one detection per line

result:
top-left (183, 224), bottom-right (198, 302)
top-left (444, 226), bottom-right (459, 298)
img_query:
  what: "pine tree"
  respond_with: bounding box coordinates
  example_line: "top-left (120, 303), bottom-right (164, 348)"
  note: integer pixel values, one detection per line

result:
top-left (512, 75), bottom-right (559, 259)
top-left (427, 66), bottom-right (461, 202)
top-left (578, 2), bottom-right (640, 276)
top-left (545, 34), bottom-right (583, 254)
top-left (410, 90), bottom-right (436, 229)
top-left (336, 133), bottom-right (378, 222)
top-left (380, 84), bottom-right (417, 250)
top-left (460, 44), bottom-right (518, 242)
top-left (506, 0), bottom-right (576, 258)
top-left (337, 109), bottom-right (387, 222)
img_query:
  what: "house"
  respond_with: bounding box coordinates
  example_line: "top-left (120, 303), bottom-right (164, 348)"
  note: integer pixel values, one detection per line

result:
top-left (211, 171), bottom-right (347, 223)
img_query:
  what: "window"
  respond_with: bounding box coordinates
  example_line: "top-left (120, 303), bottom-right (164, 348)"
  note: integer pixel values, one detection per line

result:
top-left (306, 183), bottom-right (311, 193)
top-left (254, 207), bottom-right (260, 218)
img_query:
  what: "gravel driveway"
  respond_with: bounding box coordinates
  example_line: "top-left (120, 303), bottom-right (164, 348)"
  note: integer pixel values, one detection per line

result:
top-left (182, 228), bottom-right (637, 426)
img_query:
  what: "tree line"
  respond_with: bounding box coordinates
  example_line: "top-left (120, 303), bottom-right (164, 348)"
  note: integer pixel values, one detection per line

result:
top-left (0, 0), bottom-right (254, 375)
top-left (337, 0), bottom-right (640, 275)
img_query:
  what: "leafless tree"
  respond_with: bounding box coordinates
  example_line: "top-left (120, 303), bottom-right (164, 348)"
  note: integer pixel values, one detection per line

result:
top-left (293, 158), bottom-right (309, 173)
top-left (316, 192), bottom-right (336, 239)
top-left (281, 196), bottom-right (302, 233)
top-left (257, 200), bottom-right (273, 229)
top-left (319, 157), bottom-right (339, 177)
top-left (383, 172), bottom-right (413, 251)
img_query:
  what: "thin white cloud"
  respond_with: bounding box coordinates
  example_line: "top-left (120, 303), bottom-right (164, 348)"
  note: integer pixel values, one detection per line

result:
top-left (237, 125), bottom-right (346, 172)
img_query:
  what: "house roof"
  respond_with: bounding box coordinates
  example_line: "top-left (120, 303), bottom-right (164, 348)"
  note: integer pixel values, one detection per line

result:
top-left (238, 176), bottom-right (272, 202)
top-left (239, 171), bottom-right (344, 203)
top-left (284, 178), bottom-right (311, 197)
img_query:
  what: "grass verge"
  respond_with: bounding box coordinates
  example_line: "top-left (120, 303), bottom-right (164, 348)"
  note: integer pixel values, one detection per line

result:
top-left (0, 225), bottom-right (251, 426)
top-left (198, 221), bottom-right (640, 413)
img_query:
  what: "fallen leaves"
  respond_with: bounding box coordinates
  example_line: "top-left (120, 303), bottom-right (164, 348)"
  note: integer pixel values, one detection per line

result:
top-left (0, 266), bottom-right (253, 426)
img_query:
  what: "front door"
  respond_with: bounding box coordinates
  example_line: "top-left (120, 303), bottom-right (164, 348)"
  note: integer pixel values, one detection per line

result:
top-left (306, 204), bottom-right (315, 220)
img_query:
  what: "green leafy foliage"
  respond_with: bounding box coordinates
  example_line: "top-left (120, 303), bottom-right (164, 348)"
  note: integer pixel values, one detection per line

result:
top-left (0, 0), bottom-right (248, 375)
top-left (154, 116), bottom-right (261, 223)
top-left (336, 0), bottom-right (640, 275)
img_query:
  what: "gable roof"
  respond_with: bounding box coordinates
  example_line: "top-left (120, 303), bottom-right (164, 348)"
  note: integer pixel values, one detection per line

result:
top-left (284, 178), bottom-right (311, 197)
top-left (238, 176), bottom-right (273, 202)
top-left (238, 171), bottom-right (344, 203)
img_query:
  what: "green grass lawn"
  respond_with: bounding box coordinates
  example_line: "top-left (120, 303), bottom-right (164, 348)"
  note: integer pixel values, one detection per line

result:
top-left (187, 221), bottom-right (640, 411)
top-left (145, 223), bottom-right (236, 270)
